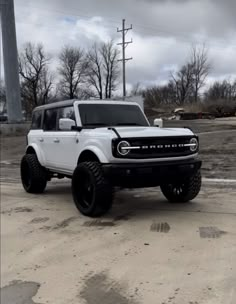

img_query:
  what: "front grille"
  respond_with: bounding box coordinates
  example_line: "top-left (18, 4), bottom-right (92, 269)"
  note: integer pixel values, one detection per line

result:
top-left (113, 136), bottom-right (198, 159)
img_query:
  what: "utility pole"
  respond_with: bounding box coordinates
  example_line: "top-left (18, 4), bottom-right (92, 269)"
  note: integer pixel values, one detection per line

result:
top-left (0, 0), bottom-right (22, 122)
top-left (117, 19), bottom-right (132, 100)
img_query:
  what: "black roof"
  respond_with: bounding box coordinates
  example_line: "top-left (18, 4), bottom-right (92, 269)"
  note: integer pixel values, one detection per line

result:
top-left (33, 99), bottom-right (76, 111)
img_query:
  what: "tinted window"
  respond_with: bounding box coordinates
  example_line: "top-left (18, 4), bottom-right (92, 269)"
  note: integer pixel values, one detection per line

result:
top-left (79, 104), bottom-right (148, 127)
top-left (31, 111), bottom-right (42, 129)
top-left (43, 108), bottom-right (58, 131)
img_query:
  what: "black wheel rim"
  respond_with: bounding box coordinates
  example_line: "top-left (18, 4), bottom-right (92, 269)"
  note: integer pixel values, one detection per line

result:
top-left (21, 160), bottom-right (31, 189)
top-left (77, 171), bottom-right (94, 209)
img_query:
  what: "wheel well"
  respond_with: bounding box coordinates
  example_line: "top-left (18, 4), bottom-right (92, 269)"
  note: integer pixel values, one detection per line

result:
top-left (26, 146), bottom-right (36, 154)
top-left (78, 150), bottom-right (100, 163)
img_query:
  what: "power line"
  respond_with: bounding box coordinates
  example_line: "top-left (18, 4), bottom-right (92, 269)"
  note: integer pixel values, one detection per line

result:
top-left (16, 20), bottom-right (118, 32)
top-left (15, 19), bottom-right (236, 51)
top-left (117, 19), bottom-right (133, 100)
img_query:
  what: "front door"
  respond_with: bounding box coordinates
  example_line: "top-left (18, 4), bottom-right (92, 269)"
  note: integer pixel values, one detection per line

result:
top-left (42, 106), bottom-right (79, 174)
top-left (53, 106), bottom-right (78, 173)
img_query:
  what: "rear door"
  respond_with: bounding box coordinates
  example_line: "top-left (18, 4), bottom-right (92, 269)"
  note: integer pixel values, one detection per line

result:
top-left (42, 108), bottom-right (59, 168)
top-left (28, 110), bottom-right (44, 160)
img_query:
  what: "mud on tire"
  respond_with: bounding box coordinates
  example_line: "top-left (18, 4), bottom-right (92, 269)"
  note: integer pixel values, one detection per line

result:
top-left (21, 154), bottom-right (47, 193)
top-left (160, 170), bottom-right (201, 203)
top-left (72, 161), bottom-right (113, 217)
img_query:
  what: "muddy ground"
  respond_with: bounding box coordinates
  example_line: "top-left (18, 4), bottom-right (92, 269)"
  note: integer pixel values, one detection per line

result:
top-left (164, 118), bottom-right (236, 179)
top-left (1, 180), bottom-right (236, 304)
top-left (1, 118), bottom-right (236, 304)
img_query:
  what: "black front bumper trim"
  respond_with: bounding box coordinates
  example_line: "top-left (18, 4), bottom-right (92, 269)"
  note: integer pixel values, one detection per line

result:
top-left (102, 159), bottom-right (202, 188)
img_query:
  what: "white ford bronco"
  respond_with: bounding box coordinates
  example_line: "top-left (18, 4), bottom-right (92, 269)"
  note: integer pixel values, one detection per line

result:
top-left (21, 100), bottom-right (201, 216)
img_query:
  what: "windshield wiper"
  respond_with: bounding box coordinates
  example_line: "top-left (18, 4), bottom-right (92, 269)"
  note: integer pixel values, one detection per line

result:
top-left (83, 123), bottom-right (107, 126)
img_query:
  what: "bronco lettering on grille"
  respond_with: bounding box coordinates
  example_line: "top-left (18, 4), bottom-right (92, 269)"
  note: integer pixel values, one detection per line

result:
top-left (134, 143), bottom-right (186, 150)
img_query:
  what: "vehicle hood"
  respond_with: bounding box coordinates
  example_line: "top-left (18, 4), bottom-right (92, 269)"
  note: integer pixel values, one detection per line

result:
top-left (85, 126), bottom-right (194, 138)
top-left (114, 126), bottom-right (194, 138)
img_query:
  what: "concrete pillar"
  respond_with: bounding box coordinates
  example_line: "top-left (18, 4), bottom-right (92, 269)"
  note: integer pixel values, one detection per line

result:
top-left (0, 0), bottom-right (22, 122)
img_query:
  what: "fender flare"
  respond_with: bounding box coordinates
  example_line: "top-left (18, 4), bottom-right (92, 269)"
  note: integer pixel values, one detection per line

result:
top-left (79, 146), bottom-right (109, 163)
top-left (26, 144), bottom-right (46, 166)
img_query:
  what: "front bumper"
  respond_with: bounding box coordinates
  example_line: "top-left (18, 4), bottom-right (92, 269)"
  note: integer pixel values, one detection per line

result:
top-left (102, 158), bottom-right (202, 188)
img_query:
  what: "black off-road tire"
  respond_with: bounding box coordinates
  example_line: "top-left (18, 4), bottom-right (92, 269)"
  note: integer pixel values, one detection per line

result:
top-left (21, 154), bottom-right (47, 193)
top-left (160, 170), bottom-right (201, 203)
top-left (72, 161), bottom-right (113, 217)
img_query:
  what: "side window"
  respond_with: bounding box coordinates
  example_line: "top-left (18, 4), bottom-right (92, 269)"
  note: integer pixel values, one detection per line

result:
top-left (43, 108), bottom-right (58, 131)
top-left (58, 106), bottom-right (75, 130)
top-left (58, 106), bottom-right (75, 120)
top-left (31, 111), bottom-right (42, 129)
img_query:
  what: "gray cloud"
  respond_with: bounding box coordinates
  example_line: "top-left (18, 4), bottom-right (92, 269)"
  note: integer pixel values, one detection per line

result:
top-left (44, 0), bottom-right (235, 40)
top-left (6, 0), bottom-right (236, 87)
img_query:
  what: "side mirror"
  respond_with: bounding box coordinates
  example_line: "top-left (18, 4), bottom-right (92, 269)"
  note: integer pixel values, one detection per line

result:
top-left (59, 118), bottom-right (76, 131)
top-left (153, 118), bottom-right (163, 128)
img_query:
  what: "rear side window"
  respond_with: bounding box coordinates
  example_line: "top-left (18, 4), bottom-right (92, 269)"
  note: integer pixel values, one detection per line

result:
top-left (43, 109), bottom-right (58, 131)
top-left (31, 111), bottom-right (42, 129)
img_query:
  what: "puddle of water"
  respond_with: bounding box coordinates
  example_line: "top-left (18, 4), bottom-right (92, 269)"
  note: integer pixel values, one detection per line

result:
top-left (80, 273), bottom-right (139, 304)
top-left (1, 281), bottom-right (41, 304)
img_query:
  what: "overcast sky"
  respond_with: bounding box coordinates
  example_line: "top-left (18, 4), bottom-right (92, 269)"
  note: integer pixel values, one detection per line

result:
top-left (2, 0), bottom-right (236, 92)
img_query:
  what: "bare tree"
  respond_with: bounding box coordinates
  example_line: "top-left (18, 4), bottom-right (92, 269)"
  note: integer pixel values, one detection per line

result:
top-left (38, 68), bottom-right (53, 105)
top-left (143, 44), bottom-right (211, 109)
top-left (87, 41), bottom-right (120, 99)
top-left (0, 80), bottom-right (6, 112)
top-left (58, 46), bottom-right (88, 99)
top-left (170, 45), bottom-right (210, 104)
top-left (100, 40), bottom-right (120, 98)
top-left (203, 79), bottom-right (236, 117)
top-left (143, 82), bottom-right (177, 107)
top-left (19, 42), bottom-right (53, 114)
top-left (87, 43), bottom-right (103, 99)
top-left (205, 79), bottom-right (236, 101)
top-left (130, 82), bottom-right (143, 96)
top-left (190, 45), bottom-right (211, 102)
top-left (232, 80), bottom-right (236, 100)
top-left (171, 63), bottom-right (194, 105)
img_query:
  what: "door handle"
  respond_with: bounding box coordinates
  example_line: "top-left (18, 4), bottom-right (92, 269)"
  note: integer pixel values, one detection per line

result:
top-left (53, 138), bottom-right (60, 143)
top-left (39, 138), bottom-right (44, 142)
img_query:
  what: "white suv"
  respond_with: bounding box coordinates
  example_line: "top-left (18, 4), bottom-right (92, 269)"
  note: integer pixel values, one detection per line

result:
top-left (21, 100), bottom-right (201, 216)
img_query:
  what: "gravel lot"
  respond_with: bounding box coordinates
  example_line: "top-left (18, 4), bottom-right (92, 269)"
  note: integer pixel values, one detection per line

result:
top-left (164, 118), bottom-right (236, 179)
top-left (1, 118), bottom-right (236, 304)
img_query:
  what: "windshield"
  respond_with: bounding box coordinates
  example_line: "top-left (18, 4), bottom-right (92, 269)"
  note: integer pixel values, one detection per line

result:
top-left (79, 104), bottom-right (149, 127)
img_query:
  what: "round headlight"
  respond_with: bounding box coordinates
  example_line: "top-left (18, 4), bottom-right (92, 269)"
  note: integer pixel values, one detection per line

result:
top-left (117, 141), bottom-right (131, 156)
top-left (189, 138), bottom-right (198, 152)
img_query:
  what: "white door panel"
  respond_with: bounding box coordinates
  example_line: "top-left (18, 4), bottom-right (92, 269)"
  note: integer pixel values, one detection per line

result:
top-left (42, 132), bottom-right (59, 168)
top-left (54, 132), bottom-right (78, 171)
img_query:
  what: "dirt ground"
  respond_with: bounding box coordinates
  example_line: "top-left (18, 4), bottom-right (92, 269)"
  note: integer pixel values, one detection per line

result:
top-left (164, 118), bottom-right (236, 179)
top-left (1, 180), bottom-right (236, 304)
top-left (1, 118), bottom-right (236, 304)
